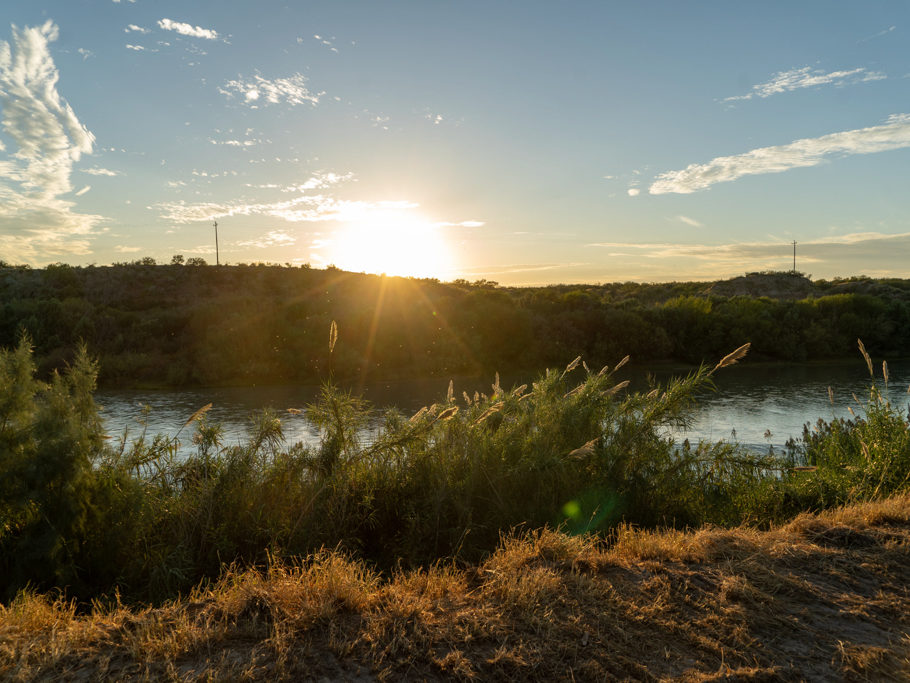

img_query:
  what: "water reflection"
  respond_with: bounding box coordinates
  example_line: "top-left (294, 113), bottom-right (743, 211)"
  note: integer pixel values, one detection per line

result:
top-left (95, 361), bottom-right (910, 457)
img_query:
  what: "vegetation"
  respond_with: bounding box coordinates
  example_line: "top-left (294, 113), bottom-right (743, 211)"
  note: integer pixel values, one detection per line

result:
top-left (2, 317), bottom-right (910, 677)
top-left (3, 262), bottom-right (910, 388)
top-left (3, 326), bottom-right (910, 605)
top-left (3, 497), bottom-right (909, 680)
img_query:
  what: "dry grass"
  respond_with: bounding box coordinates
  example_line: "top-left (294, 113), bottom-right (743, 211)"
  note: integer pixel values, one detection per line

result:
top-left (3, 495), bottom-right (910, 681)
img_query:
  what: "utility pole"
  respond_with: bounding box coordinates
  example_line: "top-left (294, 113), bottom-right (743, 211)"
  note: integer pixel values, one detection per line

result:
top-left (792, 240), bottom-right (797, 273)
top-left (214, 220), bottom-right (220, 266)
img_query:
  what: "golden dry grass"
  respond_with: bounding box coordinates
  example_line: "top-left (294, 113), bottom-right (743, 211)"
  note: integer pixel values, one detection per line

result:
top-left (3, 495), bottom-right (910, 681)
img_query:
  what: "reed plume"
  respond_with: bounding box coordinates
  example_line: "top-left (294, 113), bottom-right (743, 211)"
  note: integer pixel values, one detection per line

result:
top-left (562, 356), bottom-right (582, 378)
top-left (435, 406), bottom-right (459, 422)
top-left (473, 401), bottom-right (504, 425)
top-left (329, 320), bottom-right (338, 355)
top-left (182, 403), bottom-right (213, 428)
top-left (712, 342), bottom-right (751, 373)
top-left (857, 339), bottom-right (873, 377)
top-left (568, 438), bottom-right (597, 458)
top-left (604, 380), bottom-right (630, 396)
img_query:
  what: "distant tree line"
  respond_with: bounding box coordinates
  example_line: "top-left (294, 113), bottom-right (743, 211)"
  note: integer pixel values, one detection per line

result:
top-left (2, 261), bottom-right (910, 387)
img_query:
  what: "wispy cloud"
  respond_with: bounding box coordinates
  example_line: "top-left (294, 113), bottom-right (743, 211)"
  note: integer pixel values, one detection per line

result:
top-left (650, 114), bottom-right (910, 194)
top-left (155, 172), bottom-right (482, 240)
top-left (627, 188), bottom-right (640, 197)
top-left (157, 18), bottom-right (219, 41)
top-left (220, 73), bottom-right (321, 107)
top-left (156, 172), bottom-right (362, 223)
top-left (0, 21), bottom-right (102, 263)
top-left (209, 127), bottom-right (269, 148)
top-left (81, 167), bottom-right (120, 176)
top-left (158, 195), bottom-right (415, 224)
top-left (235, 230), bottom-right (297, 249)
top-left (74, 185), bottom-right (91, 197)
top-left (436, 220), bottom-right (485, 228)
top-left (209, 138), bottom-right (256, 147)
top-left (125, 24), bottom-right (149, 34)
top-left (280, 173), bottom-right (353, 192)
top-left (588, 232), bottom-right (910, 277)
top-left (859, 25), bottom-right (896, 43)
top-left (313, 34), bottom-right (338, 53)
top-left (677, 215), bottom-right (703, 228)
top-left (725, 66), bottom-right (885, 101)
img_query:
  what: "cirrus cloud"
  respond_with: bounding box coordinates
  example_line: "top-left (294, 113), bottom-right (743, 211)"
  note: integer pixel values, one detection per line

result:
top-left (650, 114), bottom-right (910, 194)
top-left (724, 65), bottom-right (885, 102)
top-left (588, 232), bottom-right (910, 278)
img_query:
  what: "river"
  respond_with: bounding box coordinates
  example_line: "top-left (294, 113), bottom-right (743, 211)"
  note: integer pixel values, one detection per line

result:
top-left (94, 360), bottom-right (910, 457)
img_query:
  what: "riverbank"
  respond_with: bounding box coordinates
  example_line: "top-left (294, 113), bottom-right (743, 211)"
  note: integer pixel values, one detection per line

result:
top-left (4, 494), bottom-right (909, 681)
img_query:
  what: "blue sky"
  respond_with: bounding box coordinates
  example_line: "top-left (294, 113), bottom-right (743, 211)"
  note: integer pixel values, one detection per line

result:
top-left (1, 1), bottom-right (909, 284)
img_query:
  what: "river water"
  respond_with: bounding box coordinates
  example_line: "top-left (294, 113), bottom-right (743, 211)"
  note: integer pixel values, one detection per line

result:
top-left (95, 360), bottom-right (910, 457)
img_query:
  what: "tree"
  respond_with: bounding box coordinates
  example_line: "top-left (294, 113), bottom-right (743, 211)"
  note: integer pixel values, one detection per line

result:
top-left (0, 337), bottom-right (105, 596)
top-left (170, 254), bottom-right (185, 265)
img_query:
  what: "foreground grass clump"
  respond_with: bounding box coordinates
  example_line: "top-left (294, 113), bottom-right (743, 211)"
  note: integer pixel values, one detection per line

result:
top-left (0, 336), bottom-right (765, 603)
top-left (741, 343), bottom-right (910, 523)
top-left (3, 496), bottom-right (909, 681)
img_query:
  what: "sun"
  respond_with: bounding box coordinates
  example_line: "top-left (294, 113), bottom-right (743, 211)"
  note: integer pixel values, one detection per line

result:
top-left (327, 209), bottom-right (454, 278)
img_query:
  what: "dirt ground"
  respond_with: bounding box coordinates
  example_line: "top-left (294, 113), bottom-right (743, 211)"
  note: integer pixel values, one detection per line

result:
top-left (3, 495), bottom-right (910, 681)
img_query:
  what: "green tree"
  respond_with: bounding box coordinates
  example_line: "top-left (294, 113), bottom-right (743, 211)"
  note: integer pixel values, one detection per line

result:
top-left (0, 337), bottom-right (105, 597)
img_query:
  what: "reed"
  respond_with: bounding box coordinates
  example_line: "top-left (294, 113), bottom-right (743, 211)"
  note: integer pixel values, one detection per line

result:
top-left (2, 334), bottom-right (909, 607)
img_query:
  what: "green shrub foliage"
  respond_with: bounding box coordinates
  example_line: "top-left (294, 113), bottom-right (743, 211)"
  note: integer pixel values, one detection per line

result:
top-left (2, 333), bottom-right (910, 605)
top-left (3, 264), bottom-right (910, 388)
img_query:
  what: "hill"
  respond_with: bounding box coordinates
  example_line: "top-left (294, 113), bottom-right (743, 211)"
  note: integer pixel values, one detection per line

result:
top-left (3, 262), bottom-right (910, 387)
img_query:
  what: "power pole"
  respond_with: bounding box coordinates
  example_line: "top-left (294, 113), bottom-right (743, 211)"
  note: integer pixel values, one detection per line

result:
top-left (792, 240), bottom-right (797, 273)
top-left (214, 220), bottom-right (220, 266)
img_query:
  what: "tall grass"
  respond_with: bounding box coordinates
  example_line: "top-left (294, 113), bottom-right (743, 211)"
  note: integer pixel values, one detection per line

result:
top-left (2, 334), bottom-right (909, 604)
top-left (743, 339), bottom-right (910, 521)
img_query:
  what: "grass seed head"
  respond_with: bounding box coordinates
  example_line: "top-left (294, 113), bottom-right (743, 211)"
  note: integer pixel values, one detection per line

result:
top-left (182, 403), bottom-right (213, 429)
top-left (435, 406), bottom-right (459, 422)
top-left (568, 438), bottom-right (597, 458)
top-left (712, 342), bottom-right (751, 372)
top-left (329, 320), bottom-right (338, 354)
top-left (604, 380), bottom-right (630, 396)
top-left (562, 356), bottom-right (582, 377)
top-left (857, 338), bottom-right (873, 377)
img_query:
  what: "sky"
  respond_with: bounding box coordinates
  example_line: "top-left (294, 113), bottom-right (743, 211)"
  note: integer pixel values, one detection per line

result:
top-left (1, 1), bottom-right (909, 285)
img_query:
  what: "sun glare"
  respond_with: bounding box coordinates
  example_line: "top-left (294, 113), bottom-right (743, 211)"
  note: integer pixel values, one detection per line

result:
top-left (327, 210), bottom-right (454, 279)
